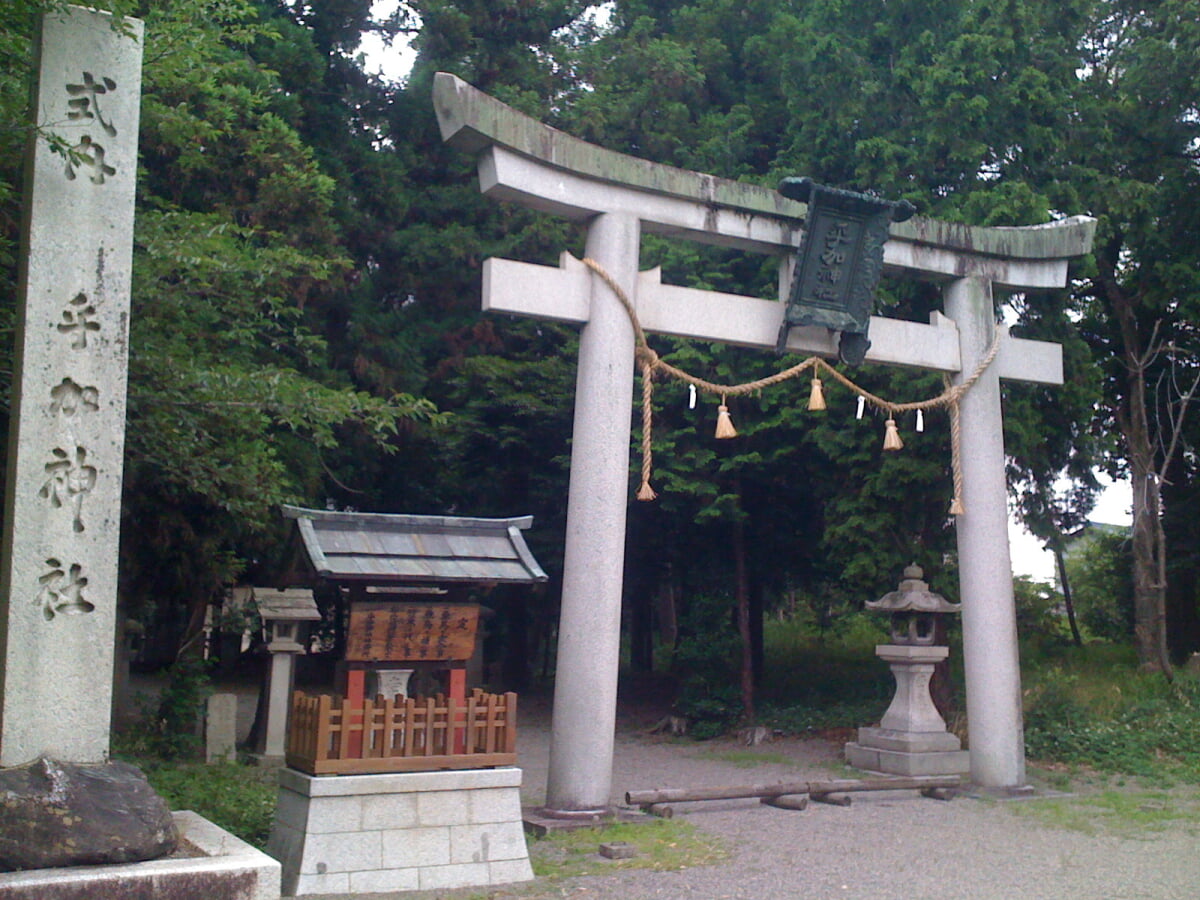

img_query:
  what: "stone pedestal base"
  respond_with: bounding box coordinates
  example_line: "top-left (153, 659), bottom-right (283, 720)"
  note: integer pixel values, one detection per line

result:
top-left (846, 727), bottom-right (970, 776)
top-left (846, 642), bottom-right (970, 777)
top-left (0, 812), bottom-right (280, 900)
top-left (268, 766), bottom-right (533, 896)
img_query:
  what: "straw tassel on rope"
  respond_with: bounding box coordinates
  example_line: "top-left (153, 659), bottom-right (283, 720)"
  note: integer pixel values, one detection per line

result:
top-left (882, 416), bottom-right (903, 451)
top-left (578, 257), bottom-right (1001, 505)
top-left (808, 376), bottom-right (826, 411)
top-left (948, 391), bottom-right (966, 515)
top-left (715, 396), bottom-right (737, 439)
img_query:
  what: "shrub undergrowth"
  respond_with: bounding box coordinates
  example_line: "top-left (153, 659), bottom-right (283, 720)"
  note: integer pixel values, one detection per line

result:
top-left (677, 607), bottom-right (1200, 785)
top-left (133, 758), bottom-right (278, 848)
top-left (1022, 646), bottom-right (1200, 781)
top-left (113, 656), bottom-right (277, 850)
top-left (758, 612), bottom-right (893, 734)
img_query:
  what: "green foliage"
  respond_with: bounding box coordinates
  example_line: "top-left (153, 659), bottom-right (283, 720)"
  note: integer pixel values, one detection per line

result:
top-left (1012, 575), bottom-right (1072, 653)
top-left (669, 592), bottom-right (743, 738)
top-left (1061, 1), bottom-right (1200, 665)
top-left (1024, 649), bottom-right (1200, 780)
top-left (3, 0), bottom-right (1197, 673)
top-left (134, 759), bottom-right (278, 848)
top-left (0, 0), bottom-right (457, 652)
top-left (116, 654), bottom-right (212, 760)
top-left (758, 613), bottom-right (893, 734)
top-left (1064, 527), bottom-right (1135, 641)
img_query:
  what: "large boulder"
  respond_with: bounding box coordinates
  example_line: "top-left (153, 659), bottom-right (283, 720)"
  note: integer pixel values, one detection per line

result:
top-left (0, 758), bottom-right (178, 871)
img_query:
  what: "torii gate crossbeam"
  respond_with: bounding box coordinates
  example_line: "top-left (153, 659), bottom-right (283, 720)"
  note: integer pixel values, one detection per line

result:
top-left (434, 73), bottom-right (1096, 809)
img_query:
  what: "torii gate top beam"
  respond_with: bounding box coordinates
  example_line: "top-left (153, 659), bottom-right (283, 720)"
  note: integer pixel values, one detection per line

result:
top-left (434, 72), bottom-right (1095, 292)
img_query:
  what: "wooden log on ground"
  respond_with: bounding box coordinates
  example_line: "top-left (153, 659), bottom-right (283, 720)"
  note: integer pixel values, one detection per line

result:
top-left (761, 794), bottom-right (808, 811)
top-left (921, 787), bottom-right (957, 801)
top-left (646, 803), bottom-right (674, 818)
top-left (625, 775), bottom-right (958, 807)
top-left (810, 792), bottom-right (852, 807)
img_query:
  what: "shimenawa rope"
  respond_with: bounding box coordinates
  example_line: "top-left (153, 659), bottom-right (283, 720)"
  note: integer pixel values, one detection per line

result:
top-left (581, 257), bottom-right (1003, 514)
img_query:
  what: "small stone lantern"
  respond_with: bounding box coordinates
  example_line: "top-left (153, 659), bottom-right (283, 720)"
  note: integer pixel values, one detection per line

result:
top-left (844, 565), bottom-right (969, 776)
top-left (869, 563), bottom-right (960, 646)
top-left (251, 587), bottom-right (321, 763)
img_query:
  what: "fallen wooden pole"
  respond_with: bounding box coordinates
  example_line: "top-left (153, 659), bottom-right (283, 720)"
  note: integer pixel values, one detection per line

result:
top-left (626, 775), bottom-right (959, 807)
top-left (810, 792), bottom-right (852, 807)
top-left (761, 794), bottom-right (808, 811)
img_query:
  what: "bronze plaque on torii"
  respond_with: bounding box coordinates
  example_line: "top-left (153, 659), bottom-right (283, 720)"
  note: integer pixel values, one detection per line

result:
top-left (346, 602), bottom-right (480, 662)
top-left (776, 177), bottom-right (916, 365)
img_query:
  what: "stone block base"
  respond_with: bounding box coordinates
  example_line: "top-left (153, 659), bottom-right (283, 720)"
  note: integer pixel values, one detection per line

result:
top-left (855, 726), bottom-right (963, 754)
top-left (268, 766), bottom-right (533, 896)
top-left (0, 811), bottom-right (281, 900)
top-left (845, 741), bottom-right (970, 776)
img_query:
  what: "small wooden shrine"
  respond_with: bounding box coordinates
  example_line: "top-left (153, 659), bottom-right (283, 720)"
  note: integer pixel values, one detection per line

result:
top-left (280, 505), bottom-right (547, 773)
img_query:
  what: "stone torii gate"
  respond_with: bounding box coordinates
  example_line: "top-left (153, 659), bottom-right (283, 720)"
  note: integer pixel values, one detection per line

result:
top-left (433, 74), bottom-right (1096, 810)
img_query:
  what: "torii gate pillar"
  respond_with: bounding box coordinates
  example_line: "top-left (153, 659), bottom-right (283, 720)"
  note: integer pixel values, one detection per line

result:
top-left (433, 73), bottom-right (1095, 806)
top-left (944, 277), bottom-right (1025, 785)
top-left (547, 213), bottom-right (640, 811)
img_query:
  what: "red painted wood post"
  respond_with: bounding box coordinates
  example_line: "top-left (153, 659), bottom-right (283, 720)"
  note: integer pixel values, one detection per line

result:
top-left (449, 668), bottom-right (467, 753)
top-left (345, 667), bottom-right (366, 758)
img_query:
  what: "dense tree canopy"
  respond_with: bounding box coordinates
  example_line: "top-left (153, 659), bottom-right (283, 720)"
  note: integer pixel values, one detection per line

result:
top-left (2, 0), bottom-right (1197, 678)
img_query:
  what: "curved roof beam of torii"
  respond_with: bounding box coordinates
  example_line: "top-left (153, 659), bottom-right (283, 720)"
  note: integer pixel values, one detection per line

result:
top-left (433, 72), bottom-right (1096, 293)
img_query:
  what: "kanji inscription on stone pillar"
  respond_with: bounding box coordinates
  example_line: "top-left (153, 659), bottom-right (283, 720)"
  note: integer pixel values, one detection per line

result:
top-left (0, 6), bottom-right (143, 766)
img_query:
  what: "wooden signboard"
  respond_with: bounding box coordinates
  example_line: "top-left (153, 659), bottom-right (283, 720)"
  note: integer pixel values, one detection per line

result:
top-left (345, 602), bottom-right (480, 662)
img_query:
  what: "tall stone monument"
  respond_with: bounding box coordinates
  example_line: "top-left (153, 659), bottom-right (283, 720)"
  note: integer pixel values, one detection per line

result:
top-left (1, 6), bottom-right (142, 768)
top-left (0, 13), bottom-right (284, 893)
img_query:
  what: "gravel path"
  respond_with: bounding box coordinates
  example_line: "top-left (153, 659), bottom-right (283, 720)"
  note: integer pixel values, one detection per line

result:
top-left (313, 691), bottom-right (1200, 900)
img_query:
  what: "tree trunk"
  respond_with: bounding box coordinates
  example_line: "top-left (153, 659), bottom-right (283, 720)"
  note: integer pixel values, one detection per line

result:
top-left (1107, 270), bottom-right (1173, 678)
top-left (1054, 544), bottom-right (1084, 648)
top-left (750, 578), bottom-right (765, 685)
top-left (733, 514), bottom-right (755, 723)
top-left (656, 574), bottom-right (679, 649)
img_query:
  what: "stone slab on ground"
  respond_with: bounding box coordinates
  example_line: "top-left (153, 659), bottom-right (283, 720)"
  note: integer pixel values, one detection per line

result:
top-left (521, 806), bottom-right (645, 838)
top-left (0, 811), bottom-right (280, 900)
top-left (206, 694), bottom-right (239, 763)
top-left (854, 725), bottom-right (963, 754)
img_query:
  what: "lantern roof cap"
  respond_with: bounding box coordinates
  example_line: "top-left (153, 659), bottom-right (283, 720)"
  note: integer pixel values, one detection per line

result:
top-left (866, 564), bottom-right (961, 614)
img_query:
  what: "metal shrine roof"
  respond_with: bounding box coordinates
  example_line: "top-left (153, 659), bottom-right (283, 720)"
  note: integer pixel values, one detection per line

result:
top-left (283, 505), bottom-right (549, 586)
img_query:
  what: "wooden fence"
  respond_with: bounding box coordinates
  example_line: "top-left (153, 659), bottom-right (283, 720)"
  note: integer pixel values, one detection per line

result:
top-left (286, 689), bottom-right (518, 776)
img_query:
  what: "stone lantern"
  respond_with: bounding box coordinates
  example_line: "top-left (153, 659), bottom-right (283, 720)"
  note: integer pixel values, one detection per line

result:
top-left (844, 565), bottom-right (969, 776)
top-left (251, 587), bottom-right (321, 763)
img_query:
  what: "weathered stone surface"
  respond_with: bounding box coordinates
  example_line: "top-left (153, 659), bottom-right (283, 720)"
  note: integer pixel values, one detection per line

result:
top-left (0, 758), bottom-right (177, 871)
top-left (0, 811), bottom-right (280, 900)
top-left (433, 72), bottom-right (1097, 262)
top-left (0, 4), bottom-right (144, 769)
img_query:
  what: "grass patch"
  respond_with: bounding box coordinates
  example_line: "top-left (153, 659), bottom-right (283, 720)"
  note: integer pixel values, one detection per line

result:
top-left (530, 820), bottom-right (727, 880)
top-left (122, 756), bottom-right (278, 849)
top-left (697, 749), bottom-right (800, 768)
top-left (1012, 788), bottom-right (1200, 838)
top-left (757, 615), bottom-right (893, 736)
top-left (1022, 648), bottom-right (1200, 782)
